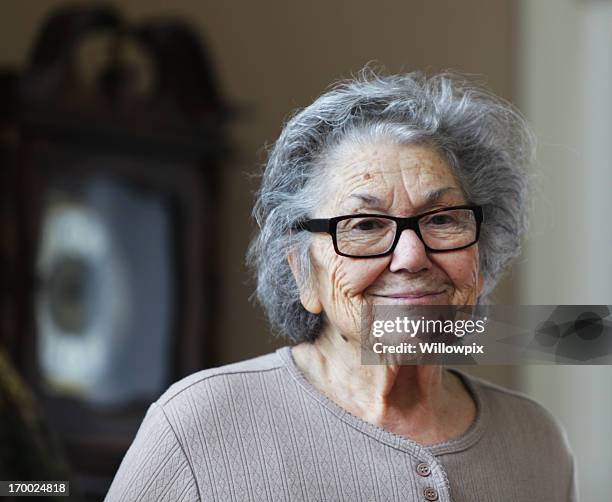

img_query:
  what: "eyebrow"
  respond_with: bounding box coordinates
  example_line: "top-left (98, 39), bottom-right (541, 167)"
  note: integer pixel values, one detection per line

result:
top-left (422, 186), bottom-right (461, 206)
top-left (348, 186), bottom-right (460, 211)
top-left (348, 193), bottom-right (385, 209)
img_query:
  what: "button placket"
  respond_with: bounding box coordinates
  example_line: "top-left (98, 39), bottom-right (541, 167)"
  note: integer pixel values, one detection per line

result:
top-left (408, 452), bottom-right (450, 502)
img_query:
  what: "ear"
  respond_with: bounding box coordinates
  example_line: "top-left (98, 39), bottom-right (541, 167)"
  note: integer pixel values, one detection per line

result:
top-left (288, 252), bottom-right (323, 315)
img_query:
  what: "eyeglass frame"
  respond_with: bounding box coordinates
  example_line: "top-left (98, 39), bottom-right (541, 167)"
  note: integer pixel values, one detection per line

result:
top-left (293, 204), bottom-right (484, 258)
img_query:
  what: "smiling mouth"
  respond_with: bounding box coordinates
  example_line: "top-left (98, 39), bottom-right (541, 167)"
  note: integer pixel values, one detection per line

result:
top-left (369, 291), bottom-right (447, 305)
top-left (373, 291), bottom-right (444, 299)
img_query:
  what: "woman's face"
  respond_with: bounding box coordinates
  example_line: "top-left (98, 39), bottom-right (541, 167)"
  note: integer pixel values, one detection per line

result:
top-left (296, 140), bottom-right (484, 339)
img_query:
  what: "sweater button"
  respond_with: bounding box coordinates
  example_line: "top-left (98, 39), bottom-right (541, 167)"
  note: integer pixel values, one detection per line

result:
top-left (423, 486), bottom-right (438, 501)
top-left (416, 462), bottom-right (431, 477)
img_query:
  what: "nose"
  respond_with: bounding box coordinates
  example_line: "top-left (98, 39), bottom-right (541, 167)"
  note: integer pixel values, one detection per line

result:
top-left (388, 228), bottom-right (432, 273)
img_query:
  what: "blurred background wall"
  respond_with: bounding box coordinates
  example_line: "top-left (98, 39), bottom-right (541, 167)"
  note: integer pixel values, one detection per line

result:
top-left (518, 0), bottom-right (612, 498)
top-left (1, 0), bottom-right (610, 499)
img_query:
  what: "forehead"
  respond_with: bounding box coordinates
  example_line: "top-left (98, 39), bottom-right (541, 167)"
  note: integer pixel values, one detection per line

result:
top-left (321, 140), bottom-right (463, 213)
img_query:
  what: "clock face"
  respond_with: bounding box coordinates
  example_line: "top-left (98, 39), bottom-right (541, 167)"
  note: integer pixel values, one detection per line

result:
top-left (47, 255), bottom-right (96, 334)
top-left (35, 173), bottom-right (175, 407)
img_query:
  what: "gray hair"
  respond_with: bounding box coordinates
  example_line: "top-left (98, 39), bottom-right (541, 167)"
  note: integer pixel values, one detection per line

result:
top-left (246, 70), bottom-right (534, 343)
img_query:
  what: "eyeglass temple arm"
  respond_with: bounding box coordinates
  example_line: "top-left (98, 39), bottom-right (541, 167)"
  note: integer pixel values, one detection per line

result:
top-left (294, 219), bottom-right (330, 232)
top-left (475, 206), bottom-right (484, 222)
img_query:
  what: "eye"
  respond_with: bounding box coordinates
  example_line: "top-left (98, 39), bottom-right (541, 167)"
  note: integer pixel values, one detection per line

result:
top-left (428, 214), bottom-right (456, 226)
top-left (353, 218), bottom-right (386, 231)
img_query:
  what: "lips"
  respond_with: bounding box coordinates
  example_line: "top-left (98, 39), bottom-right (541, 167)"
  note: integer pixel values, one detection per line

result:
top-left (370, 290), bottom-right (447, 305)
top-left (373, 291), bottom-right (444, 299)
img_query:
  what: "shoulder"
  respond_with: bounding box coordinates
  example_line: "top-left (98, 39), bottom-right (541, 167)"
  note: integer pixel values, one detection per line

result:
top-left (156, 352), bottom-right (284, 422)
top-left (105, 351), bottom-right (288, 501)
top-left (458, 370), bottom-right (574, 460)
top-left (470, 372), bottom-right (565, 426)
top-left (157, 350), bottom-right (285, 408)
top-left (460, 371), bottom-right (577, 499)
top-left (152, 349), bottom-right (289, 446)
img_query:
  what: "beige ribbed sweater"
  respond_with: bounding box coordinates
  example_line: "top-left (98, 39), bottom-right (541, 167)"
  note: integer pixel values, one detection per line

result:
top-left (105, 346), bottom-right (577, 501)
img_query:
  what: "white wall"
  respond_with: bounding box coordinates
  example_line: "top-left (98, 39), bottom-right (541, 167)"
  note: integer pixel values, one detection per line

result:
top-left (518, 0), bottom-right (612, 498)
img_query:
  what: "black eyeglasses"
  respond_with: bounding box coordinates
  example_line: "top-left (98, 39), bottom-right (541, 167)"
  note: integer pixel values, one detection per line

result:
top-left (294, 205), bottom-right (483, 258)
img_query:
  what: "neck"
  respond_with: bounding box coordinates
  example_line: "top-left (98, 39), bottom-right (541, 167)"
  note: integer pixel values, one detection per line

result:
top-left (292, 328), bottom-right (472, 444)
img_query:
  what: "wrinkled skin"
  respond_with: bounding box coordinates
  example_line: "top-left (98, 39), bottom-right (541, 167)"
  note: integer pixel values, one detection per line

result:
top-left (298, 140), bottom-right (483, 341)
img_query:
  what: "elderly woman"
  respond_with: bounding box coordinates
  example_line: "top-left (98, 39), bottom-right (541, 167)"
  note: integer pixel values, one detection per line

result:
top-left (106, 72), bottom-right (577, 502)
